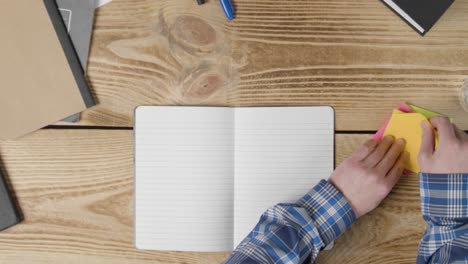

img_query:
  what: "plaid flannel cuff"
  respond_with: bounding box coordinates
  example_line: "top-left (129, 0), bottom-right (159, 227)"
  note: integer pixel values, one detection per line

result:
top-left (296, 180), bottom-right (356, 245)
top-left (420, 173), bottom-right (468, 218)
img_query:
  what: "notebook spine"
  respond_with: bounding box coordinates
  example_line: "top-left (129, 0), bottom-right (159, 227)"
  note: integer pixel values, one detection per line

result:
top-left (380, 0), bottom-right (426, 36)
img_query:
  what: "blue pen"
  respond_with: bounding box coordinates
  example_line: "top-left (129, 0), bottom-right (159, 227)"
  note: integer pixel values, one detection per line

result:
top-left (219, 0), bottom-right (235, 20)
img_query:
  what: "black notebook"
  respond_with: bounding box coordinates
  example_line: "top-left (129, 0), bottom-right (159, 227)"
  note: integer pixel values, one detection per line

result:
top-left (44, 0), bottom-right (96, 123)
top-left (382, 0), bottom-right (455, 35)
top-left (0, 170), bottom-right (21, 231)
top-left (43, 0), bottom-right (96, 110)
top-left (56, 0), bottom-right (97, 123)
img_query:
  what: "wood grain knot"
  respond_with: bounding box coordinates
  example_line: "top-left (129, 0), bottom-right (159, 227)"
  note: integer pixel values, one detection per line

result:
top-left (169, 15), bottom-right (218, 55)
top-left (183, 72), bottom-right (224, 99)
top-left (175, 16), bottom-right (216, 46)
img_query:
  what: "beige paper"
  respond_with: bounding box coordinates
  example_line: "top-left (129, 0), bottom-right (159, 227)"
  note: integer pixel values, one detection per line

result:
top-left (0, 0), bottom-right (87, 139)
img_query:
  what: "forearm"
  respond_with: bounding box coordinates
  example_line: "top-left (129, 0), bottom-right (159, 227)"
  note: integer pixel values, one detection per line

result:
top-left (417, 173), bottom-right (468, 264)
top-left (225, 180), bottom-right (356, 264)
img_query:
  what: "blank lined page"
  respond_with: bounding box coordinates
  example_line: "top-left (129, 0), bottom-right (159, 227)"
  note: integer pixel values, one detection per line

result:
top-left (135, 106), bottom-right (234, 251)
top-left (233, 107), bottom-right (334, 246)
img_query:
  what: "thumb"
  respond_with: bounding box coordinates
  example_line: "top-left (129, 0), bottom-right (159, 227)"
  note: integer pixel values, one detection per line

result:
top-left (419, 121), bottom-right (435, 160)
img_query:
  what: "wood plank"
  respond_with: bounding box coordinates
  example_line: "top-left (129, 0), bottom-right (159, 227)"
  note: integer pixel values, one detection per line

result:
top-left (0, 130), bottom-right (424, 263)
top-left (76, 0), bottom-right (468, 130)
top-left (0, 130), bottom-right (230, 264)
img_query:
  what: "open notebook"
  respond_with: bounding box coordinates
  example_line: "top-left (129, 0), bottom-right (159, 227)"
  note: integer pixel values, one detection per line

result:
top-left (134, 106), bottom-right (334, 252)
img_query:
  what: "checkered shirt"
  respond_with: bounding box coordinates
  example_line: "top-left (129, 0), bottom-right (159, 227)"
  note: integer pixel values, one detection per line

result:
top-left (417, 173), bottom-right (468, 264)
top-left (224, 180), bottom-right (356, 264)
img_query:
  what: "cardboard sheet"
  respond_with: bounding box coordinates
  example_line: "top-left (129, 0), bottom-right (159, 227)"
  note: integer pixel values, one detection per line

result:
top-left (0, 0), bottom-right (91, 139)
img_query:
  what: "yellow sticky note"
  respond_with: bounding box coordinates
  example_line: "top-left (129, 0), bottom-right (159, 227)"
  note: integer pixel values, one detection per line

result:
top-left (383, 112), bottom-right (438, 173)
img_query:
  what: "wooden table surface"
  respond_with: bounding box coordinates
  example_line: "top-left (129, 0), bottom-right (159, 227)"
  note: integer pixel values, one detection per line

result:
top-left (1, 0), bottom-right (467, 263)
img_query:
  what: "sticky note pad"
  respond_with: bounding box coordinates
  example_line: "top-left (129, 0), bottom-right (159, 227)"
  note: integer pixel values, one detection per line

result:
top-left (408, 104), bottom-right (444, 119)
top-left (408, 103), bottom-right (453, 122)
top-left (383, 112), bottom-right (438, 173)
top-left (373, 104), bottom-right (414, 142)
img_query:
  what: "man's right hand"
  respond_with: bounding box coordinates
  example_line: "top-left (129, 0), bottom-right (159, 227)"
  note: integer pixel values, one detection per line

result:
top-left (419, 117), bottom-right (468, 173)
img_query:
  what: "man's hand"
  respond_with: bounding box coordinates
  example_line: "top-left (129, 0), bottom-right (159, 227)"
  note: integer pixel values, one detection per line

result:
top-left (419, 117), bottom-right (468, 173)
top-left (329, 136), bottom-right (409, 218)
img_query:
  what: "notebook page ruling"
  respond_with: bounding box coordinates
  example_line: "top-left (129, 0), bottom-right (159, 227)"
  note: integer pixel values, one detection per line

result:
top-left (233, 107), bottom-right (334, 246)
top-left (135, 106), bottom-right (235, 251)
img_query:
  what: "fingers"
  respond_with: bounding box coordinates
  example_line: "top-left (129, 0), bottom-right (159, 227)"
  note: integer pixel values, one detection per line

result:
top-left (386, 151), bottom-right (410, 187)
top-left (419, 121), bottom-right (435, 160)
top-left (430, 117), bottom-right (457, 145)
top-left (363, 136), bottom-right (394, 167)
top-left (352, 139), bottom-right (378, 161)
top-left (376, 138), bottom-right (406, 174)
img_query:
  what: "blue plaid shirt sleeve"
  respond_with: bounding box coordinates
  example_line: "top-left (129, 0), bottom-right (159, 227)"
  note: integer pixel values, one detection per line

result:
top-left (417, 173), bottom-right (468, 264)
top-left (224, 180), bottom-right (356, 264)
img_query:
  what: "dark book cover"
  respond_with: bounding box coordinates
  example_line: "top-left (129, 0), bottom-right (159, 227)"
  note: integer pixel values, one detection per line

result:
top-left (381, 0), bottom-right (455, 35)
top-left (43, 0), bottom-right (96, 111)
top-left (0, 170), bottom-right (21, 231)
top-left (57, 0), bottom-right (96, 123)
